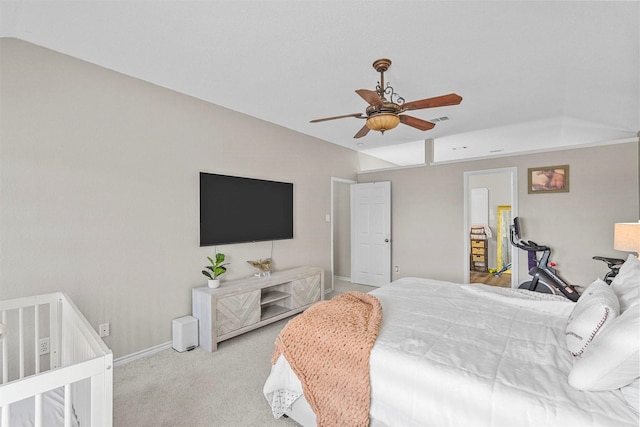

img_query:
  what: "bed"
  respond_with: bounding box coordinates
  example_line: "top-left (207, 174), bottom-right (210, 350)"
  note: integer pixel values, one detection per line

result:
top-left (0, 292), bottom-right (113, 427)
top-left (264, 254), bottom-right (640, 426)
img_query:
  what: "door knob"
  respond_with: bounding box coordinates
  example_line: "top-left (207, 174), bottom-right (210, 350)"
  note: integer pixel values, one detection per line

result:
top-left (385, 239), bottom-right (389, 243)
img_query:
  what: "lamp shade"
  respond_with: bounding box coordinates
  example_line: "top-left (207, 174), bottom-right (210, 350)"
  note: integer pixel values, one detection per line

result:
top-left (366, 113), bottom-right (400, 132)
top-left (614, 222), bottom-right (640, 254)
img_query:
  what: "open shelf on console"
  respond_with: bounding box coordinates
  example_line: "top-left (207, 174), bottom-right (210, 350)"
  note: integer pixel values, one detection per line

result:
top-left (261, 289), bottom-right (291, 320)
top-left (261, 290), bottom-right (290, 306)
top-left (261, 304), bottom-right (290, 320)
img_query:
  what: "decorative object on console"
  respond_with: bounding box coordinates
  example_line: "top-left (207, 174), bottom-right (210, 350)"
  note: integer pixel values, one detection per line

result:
top-left (202, 253), bottom-right (229, 288)
top-left (247, 258), bottom-right (272, 277)
top-left (614, 221), bottom-right (640, 255)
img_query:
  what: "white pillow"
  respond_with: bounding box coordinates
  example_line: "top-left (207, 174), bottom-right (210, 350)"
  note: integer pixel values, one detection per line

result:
top-left (611, 254), bottom-right (640, 313)
top-left (565, 279), bottom-right (620, 357)
top-left (568, 303), bottom-right (640, 391)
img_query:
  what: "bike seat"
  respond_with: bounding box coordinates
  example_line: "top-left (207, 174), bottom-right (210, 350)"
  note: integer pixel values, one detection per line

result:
top-left (593, 256), bottom-right (625, 267)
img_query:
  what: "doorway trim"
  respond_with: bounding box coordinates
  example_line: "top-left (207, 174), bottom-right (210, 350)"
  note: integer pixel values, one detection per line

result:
top-left (463, 167), bottom-right (519, 288)
top-left (330, 177), bottom-right (357, 293)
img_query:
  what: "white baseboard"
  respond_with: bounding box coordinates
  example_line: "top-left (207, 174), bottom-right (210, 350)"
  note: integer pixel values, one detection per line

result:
top-left (335, 275), bottom-right (351, 282)
top-left (114, 341), bottom-right (172, 367)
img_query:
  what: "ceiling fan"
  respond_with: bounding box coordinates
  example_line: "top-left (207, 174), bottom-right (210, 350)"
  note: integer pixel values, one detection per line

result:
top-left (310, 58), bottom-right (463, 139)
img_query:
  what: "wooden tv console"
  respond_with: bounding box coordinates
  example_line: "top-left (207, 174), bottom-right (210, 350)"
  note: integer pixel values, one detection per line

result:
top-left (192, 266), bottom-right (324, 352)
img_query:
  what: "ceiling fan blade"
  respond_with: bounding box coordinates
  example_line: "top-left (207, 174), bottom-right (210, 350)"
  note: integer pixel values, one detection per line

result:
top-left (399, 115), bottom-right (436, 131)
top-left (353, 124), bottom-right (371, 138)
top-left (355, 89), bottom-right (383, 107)
top-left (402, 93), bottom-right (463, 111)
top-left (310, 113), bottom-right (364, 123)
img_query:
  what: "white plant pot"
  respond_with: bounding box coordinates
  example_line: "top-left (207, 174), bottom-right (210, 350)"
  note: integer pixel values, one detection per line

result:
top-left (208, 279), bottom-right (220, 289)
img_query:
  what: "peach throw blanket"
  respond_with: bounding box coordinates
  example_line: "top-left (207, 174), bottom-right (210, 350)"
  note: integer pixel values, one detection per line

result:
top-left (272, 292), bottom-right (382, 427)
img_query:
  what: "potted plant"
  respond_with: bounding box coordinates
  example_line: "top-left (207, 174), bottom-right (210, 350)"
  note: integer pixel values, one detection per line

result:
top-left (202, 253), bottom-right (229, 288)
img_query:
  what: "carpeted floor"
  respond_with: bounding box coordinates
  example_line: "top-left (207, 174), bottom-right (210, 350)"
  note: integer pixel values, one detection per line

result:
top-left (113, 280), bottom-right (373, 427)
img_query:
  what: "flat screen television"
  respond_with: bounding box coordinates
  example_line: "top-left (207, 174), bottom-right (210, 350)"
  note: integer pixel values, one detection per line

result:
top-left (200, 172), bottom-right (294, 246)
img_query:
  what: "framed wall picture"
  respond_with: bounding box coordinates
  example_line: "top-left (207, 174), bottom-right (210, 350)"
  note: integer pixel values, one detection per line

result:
top-left (528, 165), bottom-right (569, 194)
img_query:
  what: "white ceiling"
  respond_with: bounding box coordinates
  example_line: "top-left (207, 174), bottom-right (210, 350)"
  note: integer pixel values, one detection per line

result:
top-left (1, 1), bottom-right (638, 165)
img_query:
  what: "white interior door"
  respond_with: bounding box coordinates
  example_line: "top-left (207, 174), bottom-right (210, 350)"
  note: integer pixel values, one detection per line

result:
top-left (351, 181), bottom-right (391, 286)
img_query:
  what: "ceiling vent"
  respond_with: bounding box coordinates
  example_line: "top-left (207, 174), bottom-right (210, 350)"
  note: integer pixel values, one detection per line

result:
top-left (430, 116), bottom-right (450, 122)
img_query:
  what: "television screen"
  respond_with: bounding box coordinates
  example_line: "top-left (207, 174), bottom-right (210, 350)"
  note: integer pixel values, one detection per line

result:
top-left (200, 173), bottom-right (294, 246)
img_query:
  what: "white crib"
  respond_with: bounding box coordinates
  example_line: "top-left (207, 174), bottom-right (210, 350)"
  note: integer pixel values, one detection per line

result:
top-left (0, 293), bottom-right (113, 426)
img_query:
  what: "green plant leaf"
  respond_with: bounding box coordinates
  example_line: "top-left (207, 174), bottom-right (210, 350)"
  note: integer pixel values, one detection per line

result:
top-left (204, 254), bottom-right (229, 278)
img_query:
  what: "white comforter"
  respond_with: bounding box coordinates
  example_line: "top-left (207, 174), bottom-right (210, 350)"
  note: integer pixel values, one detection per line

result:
top-left (265, 277), bottom-right (638, 426)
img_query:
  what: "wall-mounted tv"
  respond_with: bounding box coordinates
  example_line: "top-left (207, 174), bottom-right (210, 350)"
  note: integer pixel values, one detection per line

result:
top-left (200, 172), bottom-right (294, 246)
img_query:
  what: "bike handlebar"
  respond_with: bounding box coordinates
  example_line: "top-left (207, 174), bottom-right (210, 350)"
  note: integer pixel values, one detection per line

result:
top-left (510, 225), bottom-right (549, 252)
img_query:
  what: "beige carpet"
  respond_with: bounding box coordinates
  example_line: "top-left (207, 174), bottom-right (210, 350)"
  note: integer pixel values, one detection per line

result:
top-left (113, 280), bottom-right (374, 427)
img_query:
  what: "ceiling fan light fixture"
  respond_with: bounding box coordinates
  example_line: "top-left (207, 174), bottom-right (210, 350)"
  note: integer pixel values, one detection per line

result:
top-left (309, 58), bottom-right (462, 138)
top-left (366, 113), bottom-right (400, 133)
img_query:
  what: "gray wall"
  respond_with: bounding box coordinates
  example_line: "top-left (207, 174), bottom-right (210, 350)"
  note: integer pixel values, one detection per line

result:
top-left (2, 38), bottom-right (638, 360)
top-left (359, 142), bottom-right (639, 288)
top-left (0, 39), bottom-right (389, 358)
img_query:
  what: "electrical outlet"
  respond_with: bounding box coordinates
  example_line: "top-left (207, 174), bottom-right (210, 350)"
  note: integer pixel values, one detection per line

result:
top-left (99, 322), bottom-right (110, 337)
top-left (39, 337), bottom-right (50, 355)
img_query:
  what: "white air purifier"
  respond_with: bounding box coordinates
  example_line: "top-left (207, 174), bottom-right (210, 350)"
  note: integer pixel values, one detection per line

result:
top-left (172, 316), bottom-right (198, 352)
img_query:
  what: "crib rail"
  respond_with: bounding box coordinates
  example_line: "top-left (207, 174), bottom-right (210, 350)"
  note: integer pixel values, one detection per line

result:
top-left (0, 292), bottom-right (113, 427)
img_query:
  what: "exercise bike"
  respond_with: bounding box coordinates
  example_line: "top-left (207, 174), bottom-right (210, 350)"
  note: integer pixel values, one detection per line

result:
top-left (592, 256), bottom-right (625, 284)
top-left (510, 217), bottom-right (580, 302)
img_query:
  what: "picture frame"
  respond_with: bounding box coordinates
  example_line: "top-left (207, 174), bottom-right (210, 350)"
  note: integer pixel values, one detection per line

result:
top-left (528, 164), bottom-right (569, 194)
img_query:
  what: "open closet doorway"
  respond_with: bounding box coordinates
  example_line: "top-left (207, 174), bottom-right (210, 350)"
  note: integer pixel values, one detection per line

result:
top-left (330, 177), bottom-right (356, 293)
top-left (464, 167), bottom-right (519, 288)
